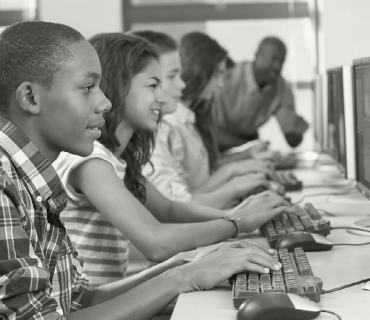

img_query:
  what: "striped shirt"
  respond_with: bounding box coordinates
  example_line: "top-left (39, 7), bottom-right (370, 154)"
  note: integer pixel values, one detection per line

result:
top-left (54, 142), bottom-right (129, 286)
top-left (0, 117), bottom-right (95, 320)
top-left (143, 102), bottom-right (209, 201)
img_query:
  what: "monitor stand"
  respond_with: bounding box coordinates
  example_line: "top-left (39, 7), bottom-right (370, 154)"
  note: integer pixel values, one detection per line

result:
top-left (327, 192), bottom-right (369, 204)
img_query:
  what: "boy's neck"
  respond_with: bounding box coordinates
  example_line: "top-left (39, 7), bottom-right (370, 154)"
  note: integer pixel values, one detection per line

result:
top-left (6, 114), bottom-right (59, 163)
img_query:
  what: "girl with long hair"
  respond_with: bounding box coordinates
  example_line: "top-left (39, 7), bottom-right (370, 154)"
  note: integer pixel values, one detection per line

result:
top-left (142, 31), bottom-right (273, 209)
top-left (54, 32), bottom-right (292, 286)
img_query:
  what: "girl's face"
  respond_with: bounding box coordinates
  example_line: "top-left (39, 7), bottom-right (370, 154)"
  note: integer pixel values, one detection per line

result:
top-left (123, 58), bottom-right (166, 133)
top-left (159, 50), bottom-right (185, 115)
top-left (199, 58), bottom-right (227, 100)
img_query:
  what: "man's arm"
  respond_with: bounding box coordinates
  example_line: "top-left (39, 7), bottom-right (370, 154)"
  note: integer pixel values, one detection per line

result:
top-left (216, 127), bottom-right (252, 151)
top-left (275, 83), bottom-right (309, 148)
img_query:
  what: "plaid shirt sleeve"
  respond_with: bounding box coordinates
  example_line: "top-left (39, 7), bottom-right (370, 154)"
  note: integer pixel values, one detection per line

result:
top-left (0, 174), bottom-right (95, 319)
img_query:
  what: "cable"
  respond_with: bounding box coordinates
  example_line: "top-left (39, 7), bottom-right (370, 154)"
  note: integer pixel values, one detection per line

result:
top-left (329, 226), bottom-right (370, 246)
top-left (303, 180), bottom-right (355, 189)
top-left (317, 208), bottom-right (337, 217)
top-left (322, 277), bottom-right (370, 294)
top-left (333, 241), bottom-right (370, 246)
top-left (321, 310), bottom-right (342, 320)
top-left (292, 190), bottom-right (358, 205)
top-left (331, 226), bottom-right (370, 234)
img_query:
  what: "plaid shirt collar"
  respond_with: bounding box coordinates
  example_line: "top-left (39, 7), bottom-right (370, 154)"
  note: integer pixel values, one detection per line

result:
top-left (0, 116), bottom-right (67, 213)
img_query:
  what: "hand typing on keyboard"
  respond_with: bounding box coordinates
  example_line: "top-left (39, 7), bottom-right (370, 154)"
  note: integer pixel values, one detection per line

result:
top-left (228, 173), bottom-right (270, 198)
top-left (177, 242), bottom-right (282, 292)
top-left (176, 239), bottom-right (276, 263)
top-left (226, 191), bottom-right (295, 233)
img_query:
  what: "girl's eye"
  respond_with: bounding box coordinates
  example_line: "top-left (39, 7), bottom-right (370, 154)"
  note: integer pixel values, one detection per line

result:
top-left (83, 85), bottom-right (94, 92)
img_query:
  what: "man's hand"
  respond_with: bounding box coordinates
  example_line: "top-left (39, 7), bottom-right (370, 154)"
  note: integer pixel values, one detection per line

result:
top-left (293, 115), bottom-right (309, 135)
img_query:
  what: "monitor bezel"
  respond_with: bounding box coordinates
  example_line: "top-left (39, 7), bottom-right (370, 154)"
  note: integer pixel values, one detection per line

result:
top-left (353, 57), bottom-right (370, 200)
top-left (326, 66), bottom-right (346, 176)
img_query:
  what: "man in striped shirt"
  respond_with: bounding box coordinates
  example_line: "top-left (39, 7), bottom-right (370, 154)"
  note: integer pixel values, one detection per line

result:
top-left (0, 21), bottom-right (282, 320)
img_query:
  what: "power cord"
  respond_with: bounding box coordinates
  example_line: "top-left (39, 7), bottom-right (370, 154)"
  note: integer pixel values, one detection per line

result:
top-left (322, 277), bottom-right (370, 294)
top-left (330, 227), bottom-right (370, 246)
top-left (321, 310), bottom-right (342, 320)
top-left (303, 180), bottom-right (355, 189)
top-left (317, 208), bottom-right (337, 217)
top-left (293, 190), bottom-right (358, 205)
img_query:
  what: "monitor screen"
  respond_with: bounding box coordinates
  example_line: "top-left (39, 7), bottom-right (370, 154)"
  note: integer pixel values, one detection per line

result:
top-left (353, 58), bottom-right (370, 198)
top-left (327, 68), bottom-right (346, 173)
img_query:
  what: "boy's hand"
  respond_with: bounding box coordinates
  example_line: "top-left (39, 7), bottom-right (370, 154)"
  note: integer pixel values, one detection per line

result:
top-left (179, 246), bottom-right (281, 292)
top-left (176, 239), bottom-right (275, 263)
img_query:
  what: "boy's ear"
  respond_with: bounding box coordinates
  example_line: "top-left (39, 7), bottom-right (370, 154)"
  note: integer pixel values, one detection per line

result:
top-left (15, 82), bottom-right (41, 115)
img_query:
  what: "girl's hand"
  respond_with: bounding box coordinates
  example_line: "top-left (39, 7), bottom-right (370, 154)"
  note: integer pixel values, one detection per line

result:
top-left (227, 191), bottom-right (295, 233)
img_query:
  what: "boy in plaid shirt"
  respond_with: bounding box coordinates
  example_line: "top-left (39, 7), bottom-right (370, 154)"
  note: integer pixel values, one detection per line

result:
top-left (0, 21), bottom-right (281, 320)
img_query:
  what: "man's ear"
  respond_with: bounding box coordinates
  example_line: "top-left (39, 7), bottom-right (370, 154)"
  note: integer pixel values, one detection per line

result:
top-left (15, 82), bottom-right (41, 115)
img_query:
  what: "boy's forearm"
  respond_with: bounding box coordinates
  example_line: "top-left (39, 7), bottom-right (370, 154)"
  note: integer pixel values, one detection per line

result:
top-left (89, 255), bottom-right (185, 305)
top-left (67, 267), bottom-right (188, 320)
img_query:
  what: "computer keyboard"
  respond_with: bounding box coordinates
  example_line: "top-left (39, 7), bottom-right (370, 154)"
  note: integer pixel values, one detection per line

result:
top-left (274, 152), bottom-right (297, 170)
top-left (270, 171), bottom-right (303, 191)
top-left (261, 203), bottom-right (331, 248)
top-left (232, 247), bottom-right (323, 308)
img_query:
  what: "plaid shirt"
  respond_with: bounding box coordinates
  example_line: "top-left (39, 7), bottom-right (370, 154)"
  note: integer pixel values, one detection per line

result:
top-left (0, 117), bottom-right (95, 320)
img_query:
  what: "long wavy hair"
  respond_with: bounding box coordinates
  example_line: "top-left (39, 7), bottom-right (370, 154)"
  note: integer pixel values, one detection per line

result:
top-left (179, 32), bottom-right (227, 170)
top-left (89, 33), bottom-right (159, 203)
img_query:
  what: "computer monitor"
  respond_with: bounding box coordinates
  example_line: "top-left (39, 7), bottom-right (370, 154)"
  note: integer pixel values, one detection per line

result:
top-left (353, 57), bottom-right (370, 200)
top-left (313, 74), bottom-right (325, 152)
top-left (326, 66), bottom-right (355, 179)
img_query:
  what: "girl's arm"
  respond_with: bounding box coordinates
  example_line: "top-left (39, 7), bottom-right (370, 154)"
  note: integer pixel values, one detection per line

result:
top-left (69, 159), bottom-right (293, 262)
top-left (145, 181), bottom-right (225, 222)
top-left (69, 158), bottom-right (235, 262)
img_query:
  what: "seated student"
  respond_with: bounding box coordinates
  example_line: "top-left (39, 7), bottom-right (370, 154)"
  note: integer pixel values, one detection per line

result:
top-left (53, 32), bottom-right (293, 286)
top-left (0, 21), bottom-right (286, 320)
top-left (135, 31), bottom-right (271, 208)
top-left (213, 36), bottom-right (309, 151)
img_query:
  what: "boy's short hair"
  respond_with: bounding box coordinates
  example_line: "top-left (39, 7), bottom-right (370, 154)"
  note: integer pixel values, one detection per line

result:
top-left (0, 21), bottom-right (84, 114)
top-left (129, 30), bottom-right (177, 54)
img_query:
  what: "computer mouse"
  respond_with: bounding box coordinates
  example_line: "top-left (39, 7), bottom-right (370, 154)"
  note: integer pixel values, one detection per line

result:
top-left (275, 231), bottom-right (334, 252)
top-left (237, 293), bottom-right (321, 320)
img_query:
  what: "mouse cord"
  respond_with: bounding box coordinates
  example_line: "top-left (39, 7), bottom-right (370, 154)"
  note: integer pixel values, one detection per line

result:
top-left (330, 227), bottom-right (370, 246)
top-left (322, 277), bottom-right (370, 294)
top-left (304, 180), bottom-right (356, 189)
top-left (321, 310), bottom-right (342, 320)
top-left (292, 190), bottom-right (358, 205)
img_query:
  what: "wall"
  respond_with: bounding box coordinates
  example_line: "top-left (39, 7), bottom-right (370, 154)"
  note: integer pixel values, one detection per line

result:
top-left (39, 0), bottom-right (122, 39)
top-left (322, 0), bottom-right (370, 69)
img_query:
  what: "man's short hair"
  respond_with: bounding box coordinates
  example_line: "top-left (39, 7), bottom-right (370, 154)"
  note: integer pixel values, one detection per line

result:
top-left (0, 21), bottom-right (84, 114)
top-left (257, 36), bottom-right (286, 53)
top-left (129, 30), bottom-right (178, 54)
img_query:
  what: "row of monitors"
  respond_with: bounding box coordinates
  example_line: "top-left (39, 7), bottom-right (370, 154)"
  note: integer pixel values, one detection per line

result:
top-left (314, 59), bottom-right (370, 200)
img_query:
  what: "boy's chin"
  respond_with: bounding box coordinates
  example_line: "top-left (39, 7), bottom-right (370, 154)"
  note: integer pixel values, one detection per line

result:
top-left (68, 143), bottom-right (95, 158)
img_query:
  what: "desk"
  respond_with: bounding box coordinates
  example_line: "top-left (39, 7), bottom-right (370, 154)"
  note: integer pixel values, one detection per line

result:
top-left (171, 166), bottom-right (370, 320)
